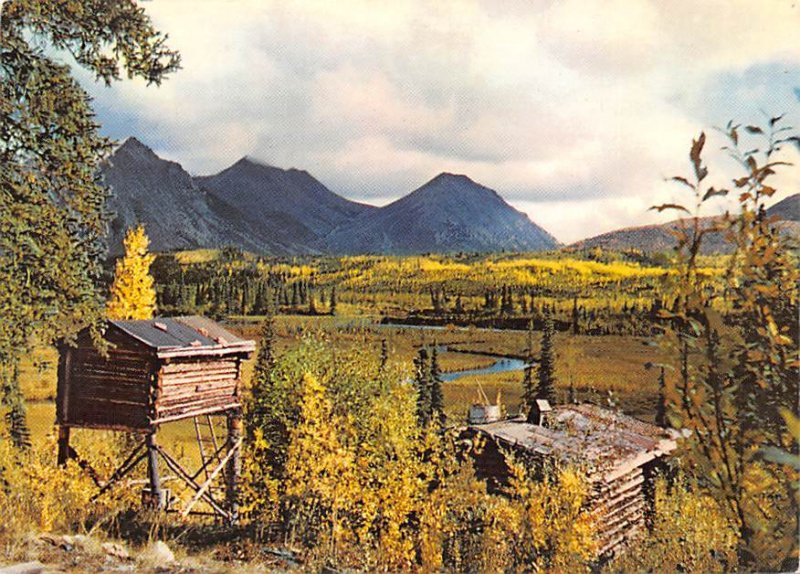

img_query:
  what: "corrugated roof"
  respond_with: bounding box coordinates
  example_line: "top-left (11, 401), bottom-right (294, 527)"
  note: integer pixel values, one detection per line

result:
top-left (109, 316), bottom-right (255, 358)
top-left (470, 403), bottom-right (677, 480)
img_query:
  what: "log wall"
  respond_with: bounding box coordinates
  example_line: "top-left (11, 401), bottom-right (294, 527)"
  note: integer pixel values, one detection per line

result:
top-left (153, 358), bottom-right (241, 423)
top-left (59, 346), bottom-right (153, 430)
top-left (590, 466), bottom-right (647, 556)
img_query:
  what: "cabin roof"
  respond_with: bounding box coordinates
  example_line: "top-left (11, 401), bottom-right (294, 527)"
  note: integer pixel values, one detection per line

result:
top-left (469, 403), bottom-right (678, 481)
top-left (109, 315), bottom-right (255, 358)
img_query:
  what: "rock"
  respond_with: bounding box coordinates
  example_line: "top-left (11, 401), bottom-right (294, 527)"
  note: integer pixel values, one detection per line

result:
top-left (0, 561), bottom-right (45, 574)
top-left (37, 534), bottom-right (72, 552)
top-left (102, 542), bottom-right (130, 561)
top-left (70, 535), bottom-right (90, 550)
top-left (142, 541), bottom-right (175, 566)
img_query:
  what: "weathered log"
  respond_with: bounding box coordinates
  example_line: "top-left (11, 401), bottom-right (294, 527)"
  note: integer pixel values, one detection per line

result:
top-left (0, 561), bottom-right (45, 574)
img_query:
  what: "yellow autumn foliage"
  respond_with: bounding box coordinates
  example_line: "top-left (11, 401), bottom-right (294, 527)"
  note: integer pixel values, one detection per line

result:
top-left (106, 225), bottom-right (156, 320)
top-left (245, 340), bottom-right (598, 572)
top-left (605, 475), bottom-right (738, 573)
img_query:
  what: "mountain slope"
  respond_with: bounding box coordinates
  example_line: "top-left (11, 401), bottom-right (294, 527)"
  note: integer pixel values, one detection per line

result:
top-left (767, 193), bottom-right (799, 222)
top-left (571, 193), bottom-right (800, 253)
top-left (195, 158), bottom-right (374, 252)
top-left (323, 173), bottom-right (558, 254)
top-left (101, 138), bottom-right (285, 255)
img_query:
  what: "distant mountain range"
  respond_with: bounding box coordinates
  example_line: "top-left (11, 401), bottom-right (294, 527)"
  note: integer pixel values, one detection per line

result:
top-left (324, 173), bottom-right (558, 254)
top-left (101, 138), bottom-right (558, 255)
top-left (101, 138), bottom-right (797, 256)
top-left (571, 194), bottom-right (800, 253)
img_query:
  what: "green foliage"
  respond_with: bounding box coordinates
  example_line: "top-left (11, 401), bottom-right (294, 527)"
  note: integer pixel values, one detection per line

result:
top-left (0, 0), bottom-right (178, 449)
top-left (522, 319), bottom-right (536, 411)
top-left (656, 117), bottom-right (799, 569)
top-left (429, 345), bottom-right (445, 428)
top-left (413, 347), bottom-right (432, 427)
top-left (535, 313), bottom-right (557, 405)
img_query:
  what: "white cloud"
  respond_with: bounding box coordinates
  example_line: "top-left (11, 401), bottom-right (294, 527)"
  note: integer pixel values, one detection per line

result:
top-left (76, 0), bottom-right (800, 241)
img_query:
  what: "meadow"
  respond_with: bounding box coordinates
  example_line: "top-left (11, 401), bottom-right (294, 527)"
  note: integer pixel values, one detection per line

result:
top-left (19, 248), bottom-right (694, 448)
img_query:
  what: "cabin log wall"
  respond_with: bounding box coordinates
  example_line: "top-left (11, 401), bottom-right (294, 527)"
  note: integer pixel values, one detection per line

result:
top-left (60, 345), bottom-right (153, 431)
top-left (153, 357), bottom-right (242, 423)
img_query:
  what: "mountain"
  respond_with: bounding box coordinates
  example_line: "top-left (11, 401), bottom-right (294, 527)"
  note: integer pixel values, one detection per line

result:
top-left (101, 138), bottom-right (285, 255)
top-left (767, 193), bottom-right (799, 222)
top-left (571, 193), bottom-right (800, 253)
top-left (195, 158), bottom-right (374, 252)
top-left (323, 173), bottom-right (558, 254)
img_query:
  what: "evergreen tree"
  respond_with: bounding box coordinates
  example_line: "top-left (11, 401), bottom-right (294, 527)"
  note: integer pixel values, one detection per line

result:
top-left (308, 289), bottom-right (317, 314)
top-left (429, 344), bottom-right (445, 428)
top-left (536, 313), bottom-right (557, 404)
top-left (571, 296), bottom-right (580, 335)
top-left (522, 319), bottom-right (537, 411)
top-left (0, 3), bottom-right (177, 450)
top-left (378, 338), bottom-right (389, 374)
top-left (106, 225), bottom-right (157, 320)
top-left (329, 285), bottom-right (337, 315)
top-left (454, 294), bottom-right (464, 314)
top-left (413, 348), bottom-right (432, 426)
top-left (655, 366), bottom-right (667, 428)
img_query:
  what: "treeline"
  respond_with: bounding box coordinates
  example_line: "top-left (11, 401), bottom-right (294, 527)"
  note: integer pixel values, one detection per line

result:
top-left (150, 251), bottom-right (670, 335)
top-left (151, 255), bottom-right (335, 317)
top-left (396, 284), bottom-right (665, 336)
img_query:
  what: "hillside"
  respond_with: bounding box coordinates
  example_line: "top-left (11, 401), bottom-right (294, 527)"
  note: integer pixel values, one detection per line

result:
top-left (196, 158), bottom-right (374, 252)
top-left (323, 173), bottom-right (558, 254)
top-left (101, 138), bottom-right (288, 254)
top-left (767, 193), bottom-right (800, 221)
top-left (572, 193), bottom-right (800, 253)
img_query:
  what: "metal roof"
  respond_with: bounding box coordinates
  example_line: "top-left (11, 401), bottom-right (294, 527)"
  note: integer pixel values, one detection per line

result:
top-left (469, 403), bottom-right (678, 481)
top-left (109, 315), bottom-right (255, 358)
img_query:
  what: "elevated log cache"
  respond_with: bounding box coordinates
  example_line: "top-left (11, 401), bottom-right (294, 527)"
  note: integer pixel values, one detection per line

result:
top-left (57, 316), bottom-right (254, 431)
top-left (56, 315), bottom-right (255, 522)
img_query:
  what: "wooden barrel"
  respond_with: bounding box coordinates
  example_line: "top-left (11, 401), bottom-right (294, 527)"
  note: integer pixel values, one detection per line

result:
top-left (468, 404), bottom-right (501, 424)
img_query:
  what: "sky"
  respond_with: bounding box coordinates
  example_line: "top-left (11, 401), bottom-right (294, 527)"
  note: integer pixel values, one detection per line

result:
top-left (75, 0), bottom-right (800, 243)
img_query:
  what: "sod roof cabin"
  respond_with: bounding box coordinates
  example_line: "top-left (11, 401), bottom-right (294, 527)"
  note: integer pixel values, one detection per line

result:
top-left (57, 316), bottom-right (255, 432)
top-left (465, 402), bottom-right (678, 558)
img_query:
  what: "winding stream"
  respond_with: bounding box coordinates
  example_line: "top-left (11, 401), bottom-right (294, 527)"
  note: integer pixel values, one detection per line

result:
top-left (439, 355), bottom-right (529, 382)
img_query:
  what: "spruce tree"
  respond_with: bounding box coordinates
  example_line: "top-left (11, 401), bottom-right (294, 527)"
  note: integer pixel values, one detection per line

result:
top-left (329, 285), bottom-right (337, 315)
top-left (378, 338), bottom-right (389, 374)
top-left (571, 296), bottom-right (580, 335)
top-left (429, 345), bottom-right (445, 428)
top-left (536, 313), bottom-right (557, 404)
top-left (308, 289), bottom-right (317, 315)
top-left (0, 0), bottom-right (178, 451)
top-left (106, 225), bottom-right (157, 320)
top-left (413, 348), bottom-right (432, 427)
top-left (655, 366), bottom-right (667, 428)
top-left (522, 319), bottom-right (537, 411)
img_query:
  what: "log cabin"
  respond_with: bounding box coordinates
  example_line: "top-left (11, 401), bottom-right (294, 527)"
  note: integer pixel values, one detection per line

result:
top-left (465, 402), bottom-right (678, 558)
top-left (56, 315), bottom-right (255, 521)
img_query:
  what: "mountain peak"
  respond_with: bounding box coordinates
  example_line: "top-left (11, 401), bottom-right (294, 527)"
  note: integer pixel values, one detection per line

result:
top-left (118, 136), bottom-right (153, 153)
top-left (431, 172), bottom-right (473, 184)
top-left (232, 155), bottom-right (269, 169)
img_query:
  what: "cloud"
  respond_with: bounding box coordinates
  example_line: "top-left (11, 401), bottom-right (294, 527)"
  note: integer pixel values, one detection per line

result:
top-left (73, 0), bottom-right (800, 241)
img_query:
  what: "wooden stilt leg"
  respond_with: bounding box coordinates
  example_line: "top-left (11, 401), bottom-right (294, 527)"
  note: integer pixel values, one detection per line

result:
top-left (57, 426), bottom-right (71, 466)
top-left (225, 410), bottom-right (242, 525)
top-left (145, 431), bottom-right (164, 509)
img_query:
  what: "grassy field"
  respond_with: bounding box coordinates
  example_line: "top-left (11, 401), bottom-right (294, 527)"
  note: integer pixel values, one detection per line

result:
top-left (20, 314), bottom-right (667, 457)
